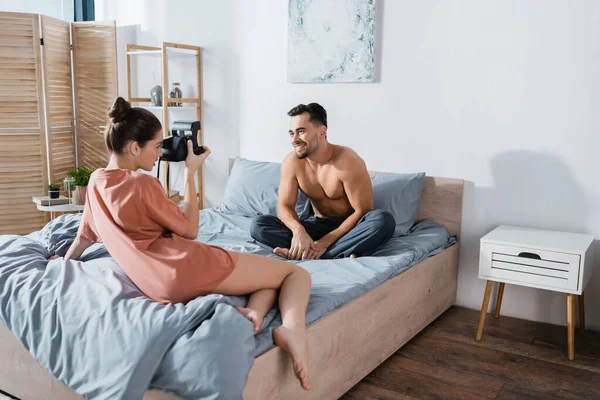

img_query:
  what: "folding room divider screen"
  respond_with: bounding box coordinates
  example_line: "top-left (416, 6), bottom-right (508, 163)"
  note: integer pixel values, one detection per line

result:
top-left (0, 11), bottom-right (117, 235)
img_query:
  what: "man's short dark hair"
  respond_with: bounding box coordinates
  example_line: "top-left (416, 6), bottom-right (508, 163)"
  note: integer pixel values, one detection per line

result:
top-left (287, 103), bottom-right (327, 128)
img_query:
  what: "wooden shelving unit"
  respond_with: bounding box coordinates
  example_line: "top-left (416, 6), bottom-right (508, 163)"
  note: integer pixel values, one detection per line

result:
top-left (125, 42), bottom-right (203, 209)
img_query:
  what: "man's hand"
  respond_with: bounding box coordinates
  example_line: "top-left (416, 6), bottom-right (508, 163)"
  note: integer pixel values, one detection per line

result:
top-left (304, 240), bottom-right (330, 260)
top-left (306, 236), bottom-right (335, 260)
top-left (289, 230), bottom-right (313, 260)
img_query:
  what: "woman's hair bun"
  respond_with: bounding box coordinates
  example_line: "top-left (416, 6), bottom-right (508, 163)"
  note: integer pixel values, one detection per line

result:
top-left (108, 97), bottom-right (131, 124)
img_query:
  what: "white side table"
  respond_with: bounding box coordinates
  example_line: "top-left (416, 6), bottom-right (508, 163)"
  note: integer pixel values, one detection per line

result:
top-left (477, 225), bottom-right (595, 360)
top-left (35, 203), bottom-right (85, 220)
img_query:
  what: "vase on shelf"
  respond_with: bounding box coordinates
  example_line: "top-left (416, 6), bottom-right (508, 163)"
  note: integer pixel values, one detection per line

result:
top-left (72, 186), bottom-right (86, 205)
top-left (63, 176), bottom-right (75, 204)
top-left (168, 82), bottom-right (182, 107)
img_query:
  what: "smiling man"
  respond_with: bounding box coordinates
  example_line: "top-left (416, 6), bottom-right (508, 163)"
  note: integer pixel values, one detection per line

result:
top-left (250, 103), bottom-right (396, 260)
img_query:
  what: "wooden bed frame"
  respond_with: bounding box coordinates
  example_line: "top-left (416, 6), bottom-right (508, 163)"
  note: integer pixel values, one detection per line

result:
top-left (0, 169), bottom-right (464, 400)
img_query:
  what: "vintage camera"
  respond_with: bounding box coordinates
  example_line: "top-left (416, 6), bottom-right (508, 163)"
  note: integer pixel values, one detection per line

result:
top-left (160, 120), bottom-right (205, 162)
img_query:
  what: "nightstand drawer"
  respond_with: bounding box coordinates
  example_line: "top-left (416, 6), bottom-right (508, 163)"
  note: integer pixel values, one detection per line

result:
top-left (480, 243), bottom-right (581, 291)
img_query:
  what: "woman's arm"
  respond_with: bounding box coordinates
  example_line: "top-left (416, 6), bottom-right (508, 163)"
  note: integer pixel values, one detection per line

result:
top-left (180, 166), bottom-right (199, 239)
top-left (64, 236), bottom-right (92, 260)
top-left (180, 141), bottom-right (210, 239)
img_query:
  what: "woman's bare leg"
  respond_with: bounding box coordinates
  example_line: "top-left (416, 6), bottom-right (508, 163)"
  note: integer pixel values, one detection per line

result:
top-left (235, 288), bottom-right (278, 333)
top-left (214, 252), bottom-right (312, 391)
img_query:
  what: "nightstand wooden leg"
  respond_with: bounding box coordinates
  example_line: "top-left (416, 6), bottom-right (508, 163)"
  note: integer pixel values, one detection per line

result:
top-left (567, 293), bottom-right (575, 360)
top-left (578, 293), bottom-right (585, 333)
top-left (476, 280), bottom-right (494, 341)
top-left (495, 282), bottom-right (505, 319)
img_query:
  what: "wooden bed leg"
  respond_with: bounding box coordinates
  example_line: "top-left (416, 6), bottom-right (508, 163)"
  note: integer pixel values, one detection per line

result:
top-left (495, 282), bottom-right (505, 319)
top-left (578, 292), bottom-right (585, 333)
top-left (476, 280), bottom-right (494, 341)
top-left (567, 293), bottom-right (575, 360)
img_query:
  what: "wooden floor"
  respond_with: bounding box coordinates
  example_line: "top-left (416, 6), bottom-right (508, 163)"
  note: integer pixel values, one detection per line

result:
top-left (342, 306), bottom-right (600, 400)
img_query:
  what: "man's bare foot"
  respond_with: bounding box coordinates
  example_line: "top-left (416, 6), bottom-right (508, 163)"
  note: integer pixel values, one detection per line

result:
top-left (273, 325), bottom-right (311, 390)
top-left (234, 306), bottom-right (263, 334)
top-left (349, 254), bottom-right (357, 259)
top-left (273, 247), bottom-right (290, 259)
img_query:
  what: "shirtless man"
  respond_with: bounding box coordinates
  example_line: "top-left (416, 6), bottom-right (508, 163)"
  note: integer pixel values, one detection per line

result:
top-left (250, 103), bottom-right (395, 260)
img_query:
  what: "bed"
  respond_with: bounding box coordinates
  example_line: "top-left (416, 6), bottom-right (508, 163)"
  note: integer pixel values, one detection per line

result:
top-left (0, 159), bottom-right (463, 400)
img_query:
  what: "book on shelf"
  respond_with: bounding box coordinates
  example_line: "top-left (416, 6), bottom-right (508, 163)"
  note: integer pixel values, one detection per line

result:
top-left (32, 196), bottom-right (70, 206)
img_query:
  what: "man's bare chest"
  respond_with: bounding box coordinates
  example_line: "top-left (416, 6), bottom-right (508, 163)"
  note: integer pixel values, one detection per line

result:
top-left (297, 169), bottom-right (345, 201)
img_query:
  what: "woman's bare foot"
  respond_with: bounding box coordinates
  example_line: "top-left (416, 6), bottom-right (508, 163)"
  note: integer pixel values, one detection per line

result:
top-left (234, 306), bottom-right (263, 334)
top-left (349, 254), bottom-right (357, 259)
top-left (273, 247), bottom-right (290, 258)
top-left (273, 325), bottom-right (311, 390)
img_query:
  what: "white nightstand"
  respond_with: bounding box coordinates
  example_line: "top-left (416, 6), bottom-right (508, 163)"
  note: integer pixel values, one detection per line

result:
top-left (477, 225), bottom-right (595, 360)
top-left (34, 202), bottom-right (85, 220)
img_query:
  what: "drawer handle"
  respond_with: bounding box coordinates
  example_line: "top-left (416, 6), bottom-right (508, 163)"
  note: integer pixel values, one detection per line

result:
top-left (518, 252), bottom-right (541, 260)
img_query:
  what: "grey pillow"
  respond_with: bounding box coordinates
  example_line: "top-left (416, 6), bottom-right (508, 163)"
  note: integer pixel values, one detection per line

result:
top-left (371, 172), bottom-right (426, 236)
top-left (217, 157), bottom-right (311, 218)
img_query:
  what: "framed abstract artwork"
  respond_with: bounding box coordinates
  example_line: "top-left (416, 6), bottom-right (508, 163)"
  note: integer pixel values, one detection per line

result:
top-left (288, 0), bottom-right (377, 83)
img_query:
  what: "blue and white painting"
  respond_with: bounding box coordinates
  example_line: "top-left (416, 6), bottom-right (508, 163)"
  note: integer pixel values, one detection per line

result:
top-left (288, 0), bottom-right (376, 83)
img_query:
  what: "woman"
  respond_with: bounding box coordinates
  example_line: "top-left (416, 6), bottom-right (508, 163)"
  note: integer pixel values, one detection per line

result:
top-left (64, 97), bottom-right (311, 391)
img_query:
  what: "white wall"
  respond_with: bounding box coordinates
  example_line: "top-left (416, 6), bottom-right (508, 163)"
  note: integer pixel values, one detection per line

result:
top-left (95, 0), bottom-right (237, 207)
top-left (235, 1), bottom-right (600, 329)
top-left (0, 0), bottom-right (73, 21)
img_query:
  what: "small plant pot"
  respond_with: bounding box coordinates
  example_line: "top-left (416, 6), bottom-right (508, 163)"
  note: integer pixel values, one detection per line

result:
top-left (72, 185), bottom-right (87, 205)
top-left (48, 190), bottom-right (60, 199)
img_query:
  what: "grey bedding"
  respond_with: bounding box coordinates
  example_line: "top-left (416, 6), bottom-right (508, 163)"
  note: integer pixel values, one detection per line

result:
top-left (0, 210), bottom-right (455, 400)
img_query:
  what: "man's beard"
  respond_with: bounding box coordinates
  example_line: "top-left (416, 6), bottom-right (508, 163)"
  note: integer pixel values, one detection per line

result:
top-left (294, 141), bottom-right (309, 159)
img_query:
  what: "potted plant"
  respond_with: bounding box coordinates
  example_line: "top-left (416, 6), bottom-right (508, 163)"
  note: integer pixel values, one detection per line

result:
top-left (67, 167), bottom-right (93, 205)
top-left (48, 183), bottom-right (60, 199)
